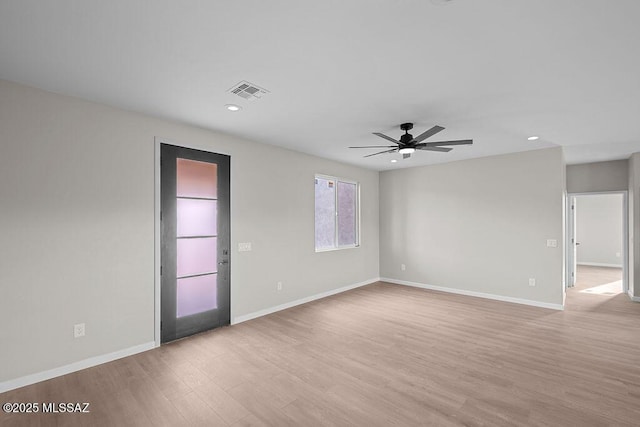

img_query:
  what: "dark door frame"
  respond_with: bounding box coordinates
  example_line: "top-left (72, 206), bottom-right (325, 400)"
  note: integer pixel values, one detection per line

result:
top-left (154, 137), bottom-right (232, 346)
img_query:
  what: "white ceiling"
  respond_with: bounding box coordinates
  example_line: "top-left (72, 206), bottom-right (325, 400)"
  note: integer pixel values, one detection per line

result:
top-left (1, 0), bottom-right (639, 171)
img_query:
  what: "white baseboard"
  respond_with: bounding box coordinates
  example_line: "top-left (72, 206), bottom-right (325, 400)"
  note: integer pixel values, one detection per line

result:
top-left (577, 262), bottom-right (623, 268)
top-left (381, 277), bottom-right (564, 311)
top-left (628, 290), bottom-right (640, 302)
top-left (232, 277), bottom-right (379, 324)
top-left (0, 341), bottom-right (156, 394)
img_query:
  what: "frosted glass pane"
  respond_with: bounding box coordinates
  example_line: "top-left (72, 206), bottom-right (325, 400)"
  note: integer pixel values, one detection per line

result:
top-left (315, 178), bottom-right (336, 249)
top-left (177, 274), bottom-right (217, 318)
top-left (337, 181), bottom-right (357, 246)
top-left (177, 237), bottom-right (217, 278)
top-left (177, 199), bottom-right (217, 237)
top-left (176, 158), bottom-right (217, 199)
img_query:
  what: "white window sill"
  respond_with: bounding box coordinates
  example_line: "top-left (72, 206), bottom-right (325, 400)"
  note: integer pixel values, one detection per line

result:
top-left (315, 245), bottom-right (360, 253)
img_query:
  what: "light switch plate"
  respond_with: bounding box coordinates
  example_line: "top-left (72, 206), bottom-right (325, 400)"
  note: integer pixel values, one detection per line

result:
top-left (238, 242), bottom-right (252, 252)
top-left (546, 239), bottom-right (557, 248)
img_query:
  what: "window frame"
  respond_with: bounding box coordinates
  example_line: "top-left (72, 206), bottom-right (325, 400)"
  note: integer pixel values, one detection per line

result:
top-left (314, 173), bottom-right (361, 252)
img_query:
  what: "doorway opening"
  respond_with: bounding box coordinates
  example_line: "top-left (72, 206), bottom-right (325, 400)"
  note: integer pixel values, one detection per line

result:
top-left (566, 192), bottom-right (627, 301)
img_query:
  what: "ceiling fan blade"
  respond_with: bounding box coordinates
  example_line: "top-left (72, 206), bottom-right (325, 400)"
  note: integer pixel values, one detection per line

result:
top-left (419, 139), bottom-right (473, 147)
top-left (416, 146), bottom-right (453, 152)
top-left (412, 125), bottom-right (445, 143)
top-left (403, 153), bottom-right (411, 159)
top-left (373, 132), bottom-right (401, 145)
top-left (349, 145), bottom-right (397, 148)
top-left (364, 148), bottom-right (398, 158)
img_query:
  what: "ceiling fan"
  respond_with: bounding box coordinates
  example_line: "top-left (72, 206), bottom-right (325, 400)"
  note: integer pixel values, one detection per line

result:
top-left (350, 123), bottom-right (473, 159)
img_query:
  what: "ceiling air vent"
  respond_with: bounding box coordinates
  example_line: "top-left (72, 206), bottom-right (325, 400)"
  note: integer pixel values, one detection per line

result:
top-left (227, 80), bottom-right (269, 101)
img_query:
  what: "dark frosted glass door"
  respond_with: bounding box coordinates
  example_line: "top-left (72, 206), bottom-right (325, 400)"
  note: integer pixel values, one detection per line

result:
top-left (161, 144), bottom-right (230, 343)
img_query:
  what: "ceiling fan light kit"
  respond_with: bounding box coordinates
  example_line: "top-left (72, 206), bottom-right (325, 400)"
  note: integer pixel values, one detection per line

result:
top-left (350, 122), bottom-right (473, 160)
top-left (398, 147), bottom-right (415, 154)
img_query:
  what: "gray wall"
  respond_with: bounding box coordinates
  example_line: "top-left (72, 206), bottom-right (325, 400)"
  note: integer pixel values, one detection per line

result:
top-left (575, 194), bottom-right (623, 267)
top-left (380, 147), bottom-right (565, 306)
top-left (566, 160), bottom-right (628, 193)
top-left (0, 79), bottom-right (380, 383)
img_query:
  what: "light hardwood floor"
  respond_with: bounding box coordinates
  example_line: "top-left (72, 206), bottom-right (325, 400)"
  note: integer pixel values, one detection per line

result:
top-left (572, 264), bottom-right (623, 291)
top-left (1, 279), bottom-right (640, 426)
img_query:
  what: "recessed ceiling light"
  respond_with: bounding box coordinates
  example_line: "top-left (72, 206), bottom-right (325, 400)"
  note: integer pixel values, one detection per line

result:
top-left (527, 136), bottom-right (539, 141)
top-left (225, 104), bottom-right (241, 111)
top-left (391, 159), bottom-right (398, 163)
top-left (398, 147), bottom-right (416, 154)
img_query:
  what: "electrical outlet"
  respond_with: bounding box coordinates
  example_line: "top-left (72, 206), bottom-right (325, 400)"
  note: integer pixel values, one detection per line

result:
top-left (74, 323), bottom-right (85, 338)
top-left (529, 278), bottom-right (536, 287)
top-left (277, 281), bottom-right (282, 291)
top-left (401, 264), bottom-right (406, 271)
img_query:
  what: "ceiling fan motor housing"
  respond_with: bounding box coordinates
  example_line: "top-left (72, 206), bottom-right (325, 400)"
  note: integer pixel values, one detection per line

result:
top-left (400, 123), bottom-right (414, 145)
top-left (400, 133), bottom-right (414, 145)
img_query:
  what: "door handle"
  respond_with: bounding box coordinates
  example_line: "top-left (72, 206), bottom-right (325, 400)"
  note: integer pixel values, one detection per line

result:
top-left (218, 260), bottom-right (229, 265)
top-left (576, 242), bottom-right (581, 246)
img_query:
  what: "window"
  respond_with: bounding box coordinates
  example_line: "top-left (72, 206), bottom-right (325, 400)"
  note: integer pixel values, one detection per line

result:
top-left (315, 175), bottom-right (359, 251)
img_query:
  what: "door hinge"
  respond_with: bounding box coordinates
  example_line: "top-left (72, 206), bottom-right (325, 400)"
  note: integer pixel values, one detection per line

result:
top-left (160, 321), bottom-right (163, 331)
top-left (160, 211), bottom-right (162, 220)
top-left (160, 265), bottom-right (163, 275)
